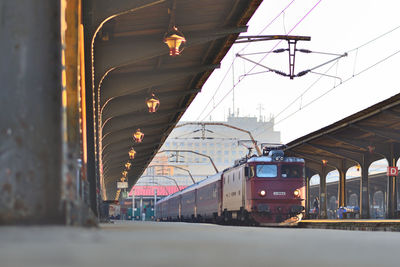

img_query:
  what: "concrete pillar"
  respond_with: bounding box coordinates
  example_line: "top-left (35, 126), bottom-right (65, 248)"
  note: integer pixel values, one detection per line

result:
top-left (360, 154), bottom-right (371, 219)
top-left (0, 0), bottom-right (63, 224)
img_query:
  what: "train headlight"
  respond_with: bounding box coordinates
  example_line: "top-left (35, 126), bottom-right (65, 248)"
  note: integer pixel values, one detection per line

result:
top-left (259, 190), bottom-right (266, 197)
top-left (294, 189), bottom-right (300, 197)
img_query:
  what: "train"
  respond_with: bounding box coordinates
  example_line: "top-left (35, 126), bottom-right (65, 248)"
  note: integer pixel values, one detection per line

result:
top-left (155, 147), bottom-right (306, 225)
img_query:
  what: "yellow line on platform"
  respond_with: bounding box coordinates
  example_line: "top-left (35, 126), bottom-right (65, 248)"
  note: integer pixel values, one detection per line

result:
top-left (302, 219), bottom-right (400, 223)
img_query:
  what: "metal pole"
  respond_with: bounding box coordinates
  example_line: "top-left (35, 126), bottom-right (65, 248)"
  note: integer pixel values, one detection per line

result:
top-left (154, 189), bottom-right (157, 220)
top-left (140, 196), bottom-right (143, 221)
top-left (132, 189), bottom-right (135, 221)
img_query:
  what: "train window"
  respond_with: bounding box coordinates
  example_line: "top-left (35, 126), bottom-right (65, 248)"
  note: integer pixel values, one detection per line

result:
top-left (256, 164), bottom-right (277, 178)
top-left (281, 164), bottom-right (303, 178)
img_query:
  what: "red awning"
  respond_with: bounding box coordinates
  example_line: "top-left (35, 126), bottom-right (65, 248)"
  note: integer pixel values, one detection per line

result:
top-left (128, 185), bottom-right (186, 197)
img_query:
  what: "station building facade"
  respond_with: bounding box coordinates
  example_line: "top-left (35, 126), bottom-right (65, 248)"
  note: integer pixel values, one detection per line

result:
top-left (137, 115), bottom-right (281, 187)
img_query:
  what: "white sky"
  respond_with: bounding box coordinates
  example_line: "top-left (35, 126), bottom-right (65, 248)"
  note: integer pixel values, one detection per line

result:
top-left (181, 0), bottom-right (400, 144)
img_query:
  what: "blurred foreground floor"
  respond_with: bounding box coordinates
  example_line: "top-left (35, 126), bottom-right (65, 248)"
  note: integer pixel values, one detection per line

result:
top-left (1, 221), bottom-right (399, 267)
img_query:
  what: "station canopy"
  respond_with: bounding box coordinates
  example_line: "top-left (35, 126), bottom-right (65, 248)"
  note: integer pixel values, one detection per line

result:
top-left (285, 93), bottom-right (400, 175)
top-left (88, 0), bottom-right (262, 199)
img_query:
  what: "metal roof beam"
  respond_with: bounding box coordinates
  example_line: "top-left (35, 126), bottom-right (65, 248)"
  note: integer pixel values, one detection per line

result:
top-left (102, 88), bottom-right (201, 120)
top-left (102, 141), bottom-right (159, 161)
top-left (102, 122), bottom-right (173, 146)
top-left (101, 132), bottom-right (162, 153)
top-left (383, 109), bottom-right (400, 118)
top-left (86, 0), bottom-right (167, 34)
top-left (304, 142), bottom-right (361, 165)
top-left (102, 120), bottom-right (173, 141)
top-left (103, 150), bottom-right (157, 168)
top-left (290, 151), bottom-right (337, 173)
top-left (102, 126), bottom-right (168, 149)
top-left (100, 64), bottom-right (219, 105)
top-left (325, 134), bottom-right (370, 151)
top-left (351, 124), bottom-right (400, 143)
top-left (102, 107), bottom-right (185, 136)
top-left (95, 26), bottom-right (246, 80)
top-left (326, 134), bottom-right (386, 160)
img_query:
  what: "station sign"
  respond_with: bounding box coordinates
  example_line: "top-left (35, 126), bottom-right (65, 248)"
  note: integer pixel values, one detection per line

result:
top-left (117, 182), bottom-right (128, 189)
top-left (386, 166), bottom-right (398, 176)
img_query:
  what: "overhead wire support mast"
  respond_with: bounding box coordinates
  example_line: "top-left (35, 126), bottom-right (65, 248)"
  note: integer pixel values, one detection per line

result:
top-left (296, 51), bottom-right (348, 77)
top-left (235, 35), bottom-right (311, 44)
top-left (157, 149), bottom-right (219, 173)
top-left (235, 35), bottom-right (311, 79)
top-left (149, 165), bottom-right (196, 184)
top-left (176, 122), bottom-right (262, 156)
top-left (235, 35), bottom-right (348, 80)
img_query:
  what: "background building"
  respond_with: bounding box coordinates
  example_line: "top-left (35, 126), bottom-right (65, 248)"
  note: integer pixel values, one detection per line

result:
top-left (137, 115), bottom-right (281, 187)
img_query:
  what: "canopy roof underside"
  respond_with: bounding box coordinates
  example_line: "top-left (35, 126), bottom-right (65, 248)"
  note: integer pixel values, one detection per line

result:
top-left (88, 0), bottom-right (262, 199)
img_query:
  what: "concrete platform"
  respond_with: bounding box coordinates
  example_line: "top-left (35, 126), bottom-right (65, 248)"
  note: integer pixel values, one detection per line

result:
top-left (1, 221), bottom-right (400, 267)
top-left (299, 219), bottom-right (400, 231)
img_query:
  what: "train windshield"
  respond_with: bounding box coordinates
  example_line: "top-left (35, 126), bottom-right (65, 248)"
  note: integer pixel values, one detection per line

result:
top-left (256, 164), bottom-right (277, 178)
top-left (281, 164), bottom-right (303, 178)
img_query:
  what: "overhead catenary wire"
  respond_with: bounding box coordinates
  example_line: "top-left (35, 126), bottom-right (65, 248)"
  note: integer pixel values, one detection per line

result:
top-left (195, 61), bottom-right (235, 121)
top-left (195, 9), bottom-right (400, 148)
top-left (244, 0), bottom-right (323, 76)
top-left (237, 0), bottom-right (297, 54)
top-left (243, 25), bottom-right (400, 137)
top-left (347, 25), bottom-right (400, 53)
top-left (200, 0), bottom-right (323, 121)
top-left (250, 49), bottom-right (400, 137)
top-left (206, 21), bottom-right (400, 141)
top-left (212, 22), bottom-right (400, 126)
top-left (195, 0), bottom-right (298, 121)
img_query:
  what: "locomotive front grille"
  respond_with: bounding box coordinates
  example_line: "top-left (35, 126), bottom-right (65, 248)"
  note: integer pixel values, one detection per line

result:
top-left (257, 204), bottom-right (270, 213)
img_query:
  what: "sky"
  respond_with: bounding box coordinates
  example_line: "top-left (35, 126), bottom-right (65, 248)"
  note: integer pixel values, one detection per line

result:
top-left (180, 0), bottom-right (400, 144)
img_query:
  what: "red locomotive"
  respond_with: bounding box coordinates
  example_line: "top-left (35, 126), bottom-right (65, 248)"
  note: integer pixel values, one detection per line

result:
top-left (155, 147), bottom-right (305, 225)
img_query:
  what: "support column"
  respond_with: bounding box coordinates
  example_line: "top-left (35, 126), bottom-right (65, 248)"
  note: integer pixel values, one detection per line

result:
top-left (305, 176), bottom-right (310, 218)
top-left (0, 0), bottom-right (62, 224)
top-left (319, 166), bottom-right (328, 219)
top-left (82, 1), bottom-right (99, 214)
top-left (154, 189), bottom-right (158, 220)
top-left (338, 160), bottom-right (347, 209)
top-left (140, 196), bottom-right (143, 220)
top-left (338, 169), bottom-right (347, 207)
top-left (386, 144), bottom-right (398, 219)
top-left (360, 154), bottom-right (371, 219)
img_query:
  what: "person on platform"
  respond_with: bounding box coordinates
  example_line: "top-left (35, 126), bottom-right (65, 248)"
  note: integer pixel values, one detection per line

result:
top-left (313, 197), bottom-right (319, 218)
top-left (142, 206), bottom-right (147, 221)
